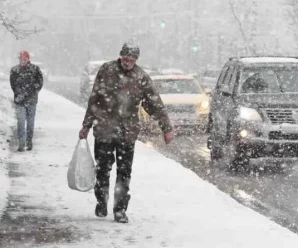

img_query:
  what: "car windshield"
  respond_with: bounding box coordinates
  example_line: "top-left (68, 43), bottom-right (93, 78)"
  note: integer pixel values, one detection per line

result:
top-left (240, 66), bottom-right (298, 94)
top-left (153, 79), bottom-right (202, 94)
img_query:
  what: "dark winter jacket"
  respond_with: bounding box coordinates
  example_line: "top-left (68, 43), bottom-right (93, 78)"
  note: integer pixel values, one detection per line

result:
top-left (83, 59), bottom-right (173, 143)
top-left (10, 62), bottom-right (43, 105)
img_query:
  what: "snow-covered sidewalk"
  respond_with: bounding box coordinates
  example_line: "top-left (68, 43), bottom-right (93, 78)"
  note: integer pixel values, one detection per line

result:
top-left (0, 84), bottom-right (13, 219)
top-left (1, 81), bottom-right (298, 247)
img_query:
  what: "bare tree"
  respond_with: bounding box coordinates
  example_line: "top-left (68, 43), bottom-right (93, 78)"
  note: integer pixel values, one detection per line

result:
top-left (229, 0), bottom-right (257, 55)
top-left (286, 0), bottom-right (298, 46)
top-left (0, 0), bottom-right (39, 39)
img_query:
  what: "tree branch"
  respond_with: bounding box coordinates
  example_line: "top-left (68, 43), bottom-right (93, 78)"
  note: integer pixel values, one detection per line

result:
top-left (229, 0), bottom-right (251, 54)
top-left (0, 0), bottom-right (41, 39)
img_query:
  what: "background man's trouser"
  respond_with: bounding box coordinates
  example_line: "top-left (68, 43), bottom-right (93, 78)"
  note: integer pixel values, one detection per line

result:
top-left (15, 104), bottom-right (37, 147)
top-left (94, 139), bottom-right (135, 213)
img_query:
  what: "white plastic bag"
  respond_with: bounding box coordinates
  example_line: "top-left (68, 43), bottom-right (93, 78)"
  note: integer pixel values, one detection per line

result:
top-left (67, 139), bottom-right (96, 192)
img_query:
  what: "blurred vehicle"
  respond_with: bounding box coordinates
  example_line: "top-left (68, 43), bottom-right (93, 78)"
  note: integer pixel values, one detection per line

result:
top-left (196, 68), bottom-right (221, 90)
top-left (139, 74), bottom-right (210, 134)
top-left (159, 68), bottom-right (185, 75)
top-left (79, 60), bottom-right (107, 104)
top-left (31, 61), bottom-right (50, 82)
top-left (142, 67), bottom-right (160, 76)
top-left (208, 56), bottom-right (298, 169)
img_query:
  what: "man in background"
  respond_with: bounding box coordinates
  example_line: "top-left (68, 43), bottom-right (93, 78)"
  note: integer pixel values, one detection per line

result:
top-left (10, 51), bottom-right (43, 151)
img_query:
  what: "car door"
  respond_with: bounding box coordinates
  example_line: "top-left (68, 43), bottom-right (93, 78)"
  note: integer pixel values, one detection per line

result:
top-left (211, 65), bottom-right (235, 144)
top-left (226, 65), bottom-right (241, 140)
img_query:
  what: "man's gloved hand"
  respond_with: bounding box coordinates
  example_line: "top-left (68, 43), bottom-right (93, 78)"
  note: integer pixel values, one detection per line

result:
top-left (164, 131), bottom-right (174, 144)
top-left (79, 127), bottom-right (89, 139)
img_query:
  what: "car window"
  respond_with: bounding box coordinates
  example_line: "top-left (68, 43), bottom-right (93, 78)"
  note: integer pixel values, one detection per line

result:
top-left (222, 66), bottom-right (235, 85)
top-left (240, 66), bottom-right (298, 93)
top-left (217, 66), bottom-right (229, 87)
top-left (153, 79), bottom-right (202, 94)
top-left (231, 66), bottom-right (240, 94)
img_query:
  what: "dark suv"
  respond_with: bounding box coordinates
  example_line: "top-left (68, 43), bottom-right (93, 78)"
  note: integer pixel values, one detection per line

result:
top-left (207, 56), bottom-right (298, 169)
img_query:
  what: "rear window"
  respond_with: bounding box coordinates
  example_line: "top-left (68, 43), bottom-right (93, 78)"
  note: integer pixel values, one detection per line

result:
top-left (153, 79), bottom-right (202, 94)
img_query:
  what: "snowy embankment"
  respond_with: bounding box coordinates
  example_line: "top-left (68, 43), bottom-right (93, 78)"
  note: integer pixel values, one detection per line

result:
top-left (1, 80), bottom-right (298, 247)
top-left (0, 82), bottom-right (14, 218)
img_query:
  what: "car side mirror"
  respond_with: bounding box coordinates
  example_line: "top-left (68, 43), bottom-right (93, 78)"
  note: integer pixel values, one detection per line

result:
top-left (204, 88), bottom-right (213, 96)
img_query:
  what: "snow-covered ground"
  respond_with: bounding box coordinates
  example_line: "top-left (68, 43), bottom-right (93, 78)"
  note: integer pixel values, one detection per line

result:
top-left (0, 84), bottom-right (14, 218)
top-left (1, 81), bottom-right (298, 247)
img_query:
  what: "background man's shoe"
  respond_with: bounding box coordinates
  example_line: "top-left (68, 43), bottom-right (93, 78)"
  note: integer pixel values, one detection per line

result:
top-left (17, 146), bottom-right (25, 152)
top-left (27, 141), bottom-right (33, 151)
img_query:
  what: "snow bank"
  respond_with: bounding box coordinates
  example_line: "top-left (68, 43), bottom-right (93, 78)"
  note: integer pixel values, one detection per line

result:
top-left (0, 82), bottom-right (14, 219)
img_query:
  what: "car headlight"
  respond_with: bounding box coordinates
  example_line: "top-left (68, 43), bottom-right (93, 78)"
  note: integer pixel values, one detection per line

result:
top-left (239, 106), bottom-right (262, 121)
top-left (200, 100), bottom-right (209, 109)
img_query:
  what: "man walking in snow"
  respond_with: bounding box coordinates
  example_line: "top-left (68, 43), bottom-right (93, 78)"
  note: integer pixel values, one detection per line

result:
top-left (10, 51), bottom-right (43, 151)
top-left (79, 42), bottom-right (174, 223)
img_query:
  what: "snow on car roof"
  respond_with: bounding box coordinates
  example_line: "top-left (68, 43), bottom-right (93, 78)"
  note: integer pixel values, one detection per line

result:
top-left (151, 74), bottom-right (195, 80)
top-left (240, 57), bottom-right (298, 64)
top-left (88, 60), bottom-right (108, 65)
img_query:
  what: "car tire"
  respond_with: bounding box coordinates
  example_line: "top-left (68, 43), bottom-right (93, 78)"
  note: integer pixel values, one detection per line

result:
top-left (211, 139), bottom-right (250, 171)
top-left (210, 145), bottom-right (222, 161)
top-left (210, 137), bottom-right (228, 170)
top-left (223, 142), bottom-right (250, 172)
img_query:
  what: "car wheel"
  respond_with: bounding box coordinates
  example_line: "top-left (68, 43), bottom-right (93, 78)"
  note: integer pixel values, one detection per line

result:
top-left (211, 140), bottom-right (250, 171)
top-left (224, 142), bottom-right (250, 172)
top-left (210, 145), bottom-right (222, 161)
top-left (210, 135), bottom-right (226, 170)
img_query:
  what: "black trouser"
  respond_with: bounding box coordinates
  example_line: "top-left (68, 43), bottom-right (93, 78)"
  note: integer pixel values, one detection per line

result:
top-left (94, 139), bottom-right (135, 213)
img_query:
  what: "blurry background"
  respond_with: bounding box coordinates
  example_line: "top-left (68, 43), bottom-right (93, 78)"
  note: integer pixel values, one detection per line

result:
top-left (0, 0), bottom-right (297, 76)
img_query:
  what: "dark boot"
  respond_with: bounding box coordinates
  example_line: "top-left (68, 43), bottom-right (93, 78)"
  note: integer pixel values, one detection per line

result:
top-left (94, 185), bottom-right (109, 218)
top-left (27, 141), bottom-right (33, 151)
top-left (114, 210), bottom-right (129, 223)
top-left (113, 194), bottom-right (130, 223)
top-left (95, 202), bottom-right (108, 217)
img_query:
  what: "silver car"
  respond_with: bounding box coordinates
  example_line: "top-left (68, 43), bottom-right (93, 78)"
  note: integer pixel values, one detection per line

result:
top-left (80, 60), bottom-right (107, 104)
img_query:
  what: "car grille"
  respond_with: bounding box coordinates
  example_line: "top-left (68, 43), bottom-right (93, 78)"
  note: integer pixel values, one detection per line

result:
top-left (265, 109), bottom-right (296, 124)
top-left (165, 104), bottom-right (196, 113)
top-left (269, 131), bottom-right (298, 140)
